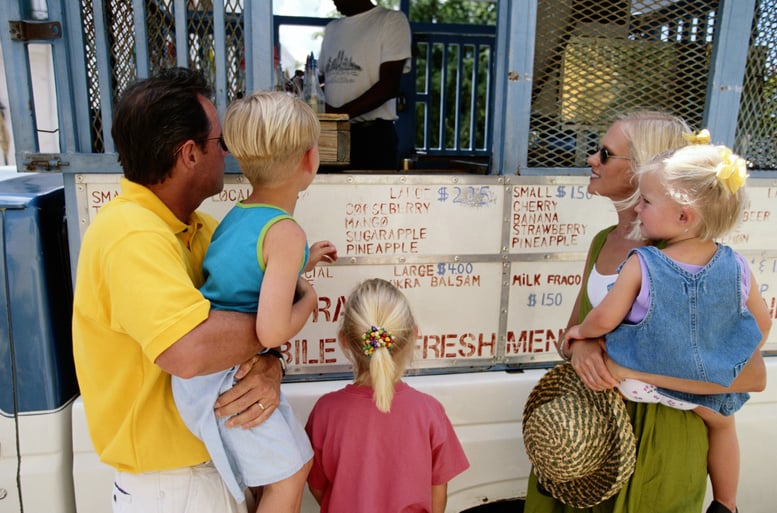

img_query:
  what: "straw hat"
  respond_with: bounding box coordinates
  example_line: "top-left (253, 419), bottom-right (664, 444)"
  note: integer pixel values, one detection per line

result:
top-left (522, 363), bottom-right (636, 508)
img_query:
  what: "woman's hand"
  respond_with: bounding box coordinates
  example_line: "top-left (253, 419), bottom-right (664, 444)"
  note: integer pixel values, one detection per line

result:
top-left (569, 338), bottom-right (620, 391)
top-left (603, 354), bottom-right (629, 382)
top-left (213, 353), bottom-right (283, 429)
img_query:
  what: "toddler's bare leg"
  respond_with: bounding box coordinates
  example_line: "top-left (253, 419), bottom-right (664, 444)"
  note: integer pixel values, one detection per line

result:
top-left (695, 407), bottom-right (738, 513)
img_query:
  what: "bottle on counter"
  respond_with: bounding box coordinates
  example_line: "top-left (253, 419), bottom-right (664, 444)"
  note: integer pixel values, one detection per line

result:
top-left (273, 47), bottom-right (285, 92)
top-left (303, 52), bottom-right (325, 113)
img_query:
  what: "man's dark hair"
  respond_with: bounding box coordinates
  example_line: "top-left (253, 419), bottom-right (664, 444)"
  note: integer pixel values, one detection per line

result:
top-left (111, 67), bottom-right (213, 185)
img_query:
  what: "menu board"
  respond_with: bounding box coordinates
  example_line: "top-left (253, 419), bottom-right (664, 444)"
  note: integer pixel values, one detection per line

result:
top-left (719, 185), bottom-right (777, 251)
top-left (288, 262), bottom-right (504, 375)
top-left (508, 182), bottom-right (614, 253)
top-left (73, 173), bottom-right (777, 374)
top-left (505, 260), bottom-right (586, 364)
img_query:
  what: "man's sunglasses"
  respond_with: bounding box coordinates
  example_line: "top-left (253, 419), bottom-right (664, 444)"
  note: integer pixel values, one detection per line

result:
top-left (174, 136), bottom-right (229, 155)
top-left (203, 136), bottom-right (229, 152)
top-left (598, 146), bottom-right (632, 164)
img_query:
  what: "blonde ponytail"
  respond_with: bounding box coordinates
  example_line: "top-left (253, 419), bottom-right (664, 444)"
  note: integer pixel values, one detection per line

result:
top-left (339, 279), bottom-right (416, 413)
top-left (370, 347), bottom-right (397, 412)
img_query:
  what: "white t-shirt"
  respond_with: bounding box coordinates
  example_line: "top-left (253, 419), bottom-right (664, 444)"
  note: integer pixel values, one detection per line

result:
top-left (319, 6), bottom-right (411, 122)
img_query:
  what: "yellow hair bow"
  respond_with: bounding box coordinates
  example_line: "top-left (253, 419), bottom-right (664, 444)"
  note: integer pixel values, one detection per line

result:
top-left (683, 129), bottom-right (711, 144)
top-left (715, 147), bottom-right (748, 195)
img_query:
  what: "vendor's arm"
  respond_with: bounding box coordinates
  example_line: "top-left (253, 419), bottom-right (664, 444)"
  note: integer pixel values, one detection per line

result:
top-left (326, 60), bottom-right (405, 118)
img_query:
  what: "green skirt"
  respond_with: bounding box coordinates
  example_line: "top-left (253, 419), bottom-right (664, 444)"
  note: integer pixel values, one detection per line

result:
top-left (524, 401), bottom-right (709, 513)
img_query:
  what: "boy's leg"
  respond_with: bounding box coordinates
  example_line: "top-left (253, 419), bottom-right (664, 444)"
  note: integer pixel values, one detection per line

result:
top-left (695, 407), bottom-right (738, 513)
top-left (255, 459), bottom-right (313, 513)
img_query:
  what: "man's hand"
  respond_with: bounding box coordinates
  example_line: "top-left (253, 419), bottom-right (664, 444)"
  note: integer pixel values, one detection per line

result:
top-left (213, 353), bottom-right (284, 429)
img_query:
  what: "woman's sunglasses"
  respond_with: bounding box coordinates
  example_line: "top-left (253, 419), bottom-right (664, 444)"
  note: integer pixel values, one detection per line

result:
top-left (598, 146), bottom-right (632, 164)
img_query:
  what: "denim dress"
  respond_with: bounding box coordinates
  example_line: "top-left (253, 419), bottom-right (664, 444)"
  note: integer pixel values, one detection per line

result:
top-left (606, 245), bottom-right (762, 416)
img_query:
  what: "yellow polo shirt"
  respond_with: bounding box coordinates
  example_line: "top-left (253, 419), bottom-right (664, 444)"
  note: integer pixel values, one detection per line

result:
top-left (72, 178), bottom-right (217, 472)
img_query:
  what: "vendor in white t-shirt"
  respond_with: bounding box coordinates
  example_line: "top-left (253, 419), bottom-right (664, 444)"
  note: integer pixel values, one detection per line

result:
top-left (319, 0), bottom-right (411, 170)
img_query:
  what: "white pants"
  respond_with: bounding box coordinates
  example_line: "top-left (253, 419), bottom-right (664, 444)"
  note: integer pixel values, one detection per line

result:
top-left (112, 461), bottom-right (248, 513)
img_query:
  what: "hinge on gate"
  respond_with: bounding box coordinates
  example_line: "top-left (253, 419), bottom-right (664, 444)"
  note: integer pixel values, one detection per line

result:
top-left (9, 20), bottom-right (62, 41)
top-left (21, 153), bottom-right (69, 172)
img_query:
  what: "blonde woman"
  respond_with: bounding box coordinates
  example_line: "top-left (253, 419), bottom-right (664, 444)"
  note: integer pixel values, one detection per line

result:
top-left (526, 112), bottom-right (767, 513)
top-left (563, 144), bottom-right (771, 513)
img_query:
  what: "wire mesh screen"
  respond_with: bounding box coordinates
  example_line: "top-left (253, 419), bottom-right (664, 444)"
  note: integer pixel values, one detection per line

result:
top-left (736, 0), bottom-right (777, 170)
top-left (78, 0), bottom-right (246, 153)
top-left (146, 0), bottom-right (177, 72)
top-left (530, 0), bottom-right (716, 168)
top-left (106, 0), bottom-right (138, 100)
top-left (80, 0), bottom-right (103, 152)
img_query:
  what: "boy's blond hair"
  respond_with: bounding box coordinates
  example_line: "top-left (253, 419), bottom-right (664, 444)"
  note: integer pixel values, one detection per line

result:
top-left (223, 91), bottom-right (320, 186)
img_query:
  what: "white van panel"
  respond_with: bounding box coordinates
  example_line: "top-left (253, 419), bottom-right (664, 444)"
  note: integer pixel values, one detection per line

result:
top-left (71, 358), bottom-right (777, 513)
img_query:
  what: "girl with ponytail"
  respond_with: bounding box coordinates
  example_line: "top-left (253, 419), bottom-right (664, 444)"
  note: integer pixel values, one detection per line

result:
top-left (305, 278), bottom-right (469, 513)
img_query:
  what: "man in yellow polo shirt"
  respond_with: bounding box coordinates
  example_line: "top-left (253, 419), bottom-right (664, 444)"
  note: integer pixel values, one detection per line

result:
top-left (72, 68), bottom-right (282, 513)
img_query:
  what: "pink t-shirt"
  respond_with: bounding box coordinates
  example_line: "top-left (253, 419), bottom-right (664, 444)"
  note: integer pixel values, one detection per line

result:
top-left (305, 382), bottom-right (470, 513)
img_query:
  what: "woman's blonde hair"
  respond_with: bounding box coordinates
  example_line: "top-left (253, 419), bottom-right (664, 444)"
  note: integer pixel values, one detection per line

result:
top-left (222, 91), bottom-right (320, 186)
top-left (638, 144), bottom-right (748, 240)
top-left (339, 278), bottom-right (416, 413)
top-left (614, 110), bottom-right (692, 212)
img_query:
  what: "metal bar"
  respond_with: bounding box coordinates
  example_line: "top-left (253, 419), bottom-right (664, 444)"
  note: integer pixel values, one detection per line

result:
top-left (468, 44), bottom-right (479, 151)
top-left (483, 45), bottom-right (492, 155)
top-left (422, 41), bottom-right (432, 151)
top-left (132, 0), bottom-right (149, 77)
top-left (45, 0), bottom-right (74, 153)
top-left (438, 43), bottom-right (448, 150)
top-left (454, 42), bottom-right (463, 150)
top-left (62, 0), bottom-right (93, 153)
top-left (0, 0), bottom-right (38, 164)
top-left (212, 0), bottom-right (226, 114)
top-left (491, 0), bottom-right (536, 174)
top-left (249, 1), bottom-right (273, 94)
top-left (245, 0), bottom-right (255, 93)
top-left (91, 0), bottom-right (115, 154)
top-left (174, 0), bottom-right (187, 67)
top-left (704, 0), bottom-right (756, 147)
